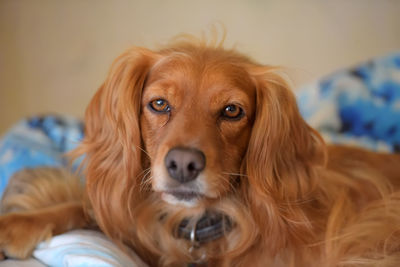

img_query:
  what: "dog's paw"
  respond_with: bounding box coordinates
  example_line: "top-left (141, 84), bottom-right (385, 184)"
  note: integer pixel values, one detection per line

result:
top-left (0, 213), bottom-right (53, 259)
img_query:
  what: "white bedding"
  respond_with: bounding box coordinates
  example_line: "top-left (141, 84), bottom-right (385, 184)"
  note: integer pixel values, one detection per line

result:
top-left (1, 230), bottom-right (148, 267)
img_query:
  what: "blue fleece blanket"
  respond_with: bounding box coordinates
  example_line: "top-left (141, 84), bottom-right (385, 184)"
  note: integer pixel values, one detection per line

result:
top-left (0, 115), bottom-right (84, 197)
top-left (297, 51), bottom-right (400, 152)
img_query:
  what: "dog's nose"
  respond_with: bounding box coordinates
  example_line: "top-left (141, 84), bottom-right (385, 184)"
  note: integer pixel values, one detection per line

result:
top-left (165, 147), bottom-right (206, 183)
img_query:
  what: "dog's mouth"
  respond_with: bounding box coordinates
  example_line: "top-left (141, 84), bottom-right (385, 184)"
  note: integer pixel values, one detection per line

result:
top-left (163, 190), bottom-right (204, 200)
top-left (172, 191), bottom-right (202, 200)
top-left (161, 190), bottom-right (205, 206)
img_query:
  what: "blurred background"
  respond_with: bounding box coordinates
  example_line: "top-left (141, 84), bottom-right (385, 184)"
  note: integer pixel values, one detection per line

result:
top-left (1, 0), bottom-right (399, 134)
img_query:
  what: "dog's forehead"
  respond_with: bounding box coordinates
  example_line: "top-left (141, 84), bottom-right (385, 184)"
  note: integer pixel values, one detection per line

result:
top-left (146, 52), bottom-right (255, 98)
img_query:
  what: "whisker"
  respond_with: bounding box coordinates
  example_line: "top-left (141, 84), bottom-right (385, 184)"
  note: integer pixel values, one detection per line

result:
top-left (134, 145), bottom-right (152, 160)
top-left (140, 178), bottom-right (152, 192)
top-left (137, 167), bottom-right (151, 179)
top-left (141, 169), bottom-right (151, 182)
top-left (140, 169), bottom-right (153, 192)
top-left (216, 174), bottom-right (238, 195)
top-left (141, 172), bottom-right (152, 188)
top-left (221, 172), bottom-right (248, 177)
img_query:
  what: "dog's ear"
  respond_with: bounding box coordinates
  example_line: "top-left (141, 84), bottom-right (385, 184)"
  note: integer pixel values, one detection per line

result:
top-left (245, 66), bottom-right (326, 201)
top-left (242, 66), bottom-right (327, 250)
top-left (76, 47), bottom-right (159, 240)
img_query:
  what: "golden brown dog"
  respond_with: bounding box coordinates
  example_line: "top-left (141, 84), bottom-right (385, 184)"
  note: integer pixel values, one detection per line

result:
top-left (1, 37), bottom-right (400, 266)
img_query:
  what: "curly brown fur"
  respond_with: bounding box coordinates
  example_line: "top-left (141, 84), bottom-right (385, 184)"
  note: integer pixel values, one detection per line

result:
top-left (0, 168), bottom-right (89, 259)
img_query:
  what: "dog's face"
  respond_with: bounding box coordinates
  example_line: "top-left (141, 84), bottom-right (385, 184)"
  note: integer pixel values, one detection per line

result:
top-left (140, 52), bottom-right (256, 206)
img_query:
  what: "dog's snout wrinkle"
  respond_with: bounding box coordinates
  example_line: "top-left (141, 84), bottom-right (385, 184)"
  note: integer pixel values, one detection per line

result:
top-left (165, 147), bottom-right (206, 183)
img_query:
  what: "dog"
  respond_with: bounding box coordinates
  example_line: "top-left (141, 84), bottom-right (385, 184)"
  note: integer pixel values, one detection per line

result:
top-left (1, 36), bottom-right (400, 266)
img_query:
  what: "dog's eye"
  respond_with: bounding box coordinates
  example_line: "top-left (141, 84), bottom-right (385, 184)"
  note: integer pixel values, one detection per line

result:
top-left (148, 99), bottom-right (171, 113)
top-left (221, 104), bottom-right (244, 120)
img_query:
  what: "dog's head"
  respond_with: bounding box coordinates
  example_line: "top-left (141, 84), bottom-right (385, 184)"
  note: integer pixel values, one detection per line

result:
top-left (78, 38), bottom-right (325, 262)
top-left (141, 45), bottom-right (257, 207)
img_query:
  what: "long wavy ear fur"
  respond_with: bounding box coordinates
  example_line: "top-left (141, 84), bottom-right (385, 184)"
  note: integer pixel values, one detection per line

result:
top-left (74, 47), bottom-right (158, 243)
top-left (244, 66), bottom-right (326, 253)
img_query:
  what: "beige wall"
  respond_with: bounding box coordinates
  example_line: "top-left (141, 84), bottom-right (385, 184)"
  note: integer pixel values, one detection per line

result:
top-left (1, 0), bottom-right (399, 134)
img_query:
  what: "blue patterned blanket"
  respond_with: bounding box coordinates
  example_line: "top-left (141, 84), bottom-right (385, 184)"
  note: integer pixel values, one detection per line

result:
top-left (298, 51), bottom-right (400, 152)
top-left (0, 116), bottom-right (84, 197)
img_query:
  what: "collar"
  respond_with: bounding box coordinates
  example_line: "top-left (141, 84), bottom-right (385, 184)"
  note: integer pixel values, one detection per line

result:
top-left (176, 212), bottom-right (233, 245)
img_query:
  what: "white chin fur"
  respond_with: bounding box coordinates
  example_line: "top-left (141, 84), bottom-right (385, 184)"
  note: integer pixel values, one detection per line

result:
top-left (161, 192), bottom-right (199, 207)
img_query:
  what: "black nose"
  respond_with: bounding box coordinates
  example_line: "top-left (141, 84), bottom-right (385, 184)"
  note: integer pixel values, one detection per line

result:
top-left (165, 147), bottom-right (206, 183)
